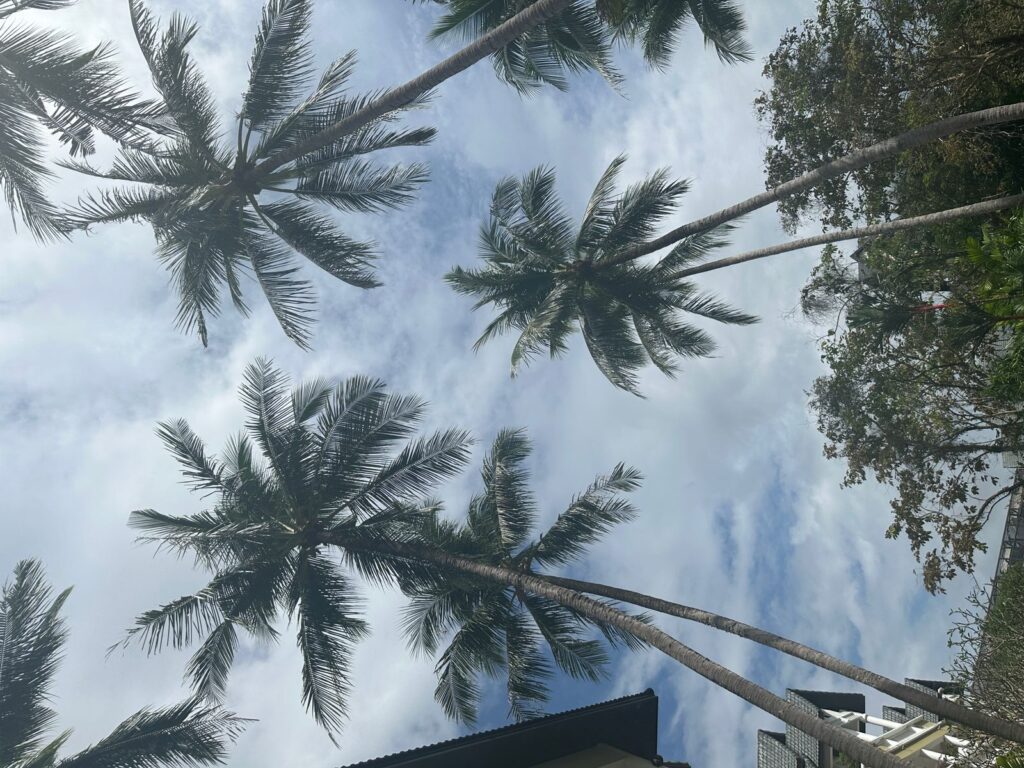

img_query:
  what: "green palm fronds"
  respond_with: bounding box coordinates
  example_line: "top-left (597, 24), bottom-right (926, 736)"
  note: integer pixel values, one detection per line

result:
top-left (447, 157), bottom-right (757, 394)
top-left (66, 0), bottom-right (435, 348)
top-left (402, 428), bottom-right (647, 723)
top-left (0, 560), bottom-right (246, 768)
top-left (410, 0), bottom-right (750, 92)
top-left (121, 359), bottom-right (473, 737)
top-left (0, 0), bottom-right (161, 239)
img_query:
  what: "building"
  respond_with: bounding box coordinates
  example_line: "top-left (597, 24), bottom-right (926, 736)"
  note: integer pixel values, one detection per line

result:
top-left (340, 689), bottom-right (688, 768)
top-left (756, 679), bottom-right (967, 768)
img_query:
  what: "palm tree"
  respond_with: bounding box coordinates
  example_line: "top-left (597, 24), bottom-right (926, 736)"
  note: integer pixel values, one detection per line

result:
top-left (401, 428), bottom-right (647, 723)
top-left (446, 157), bottom-right (758, 394)
top-left (67, 0), bottom-right (437, 348)
top-left (0, 559), bottom-right (245, 768)
top-left (407, 0), bottom-right (750, 93)
top-left (410, 428), bottom-right (1024, 741)
top-left (122, 360), bottom-right (1024, 766)
top-left (118, 358), bottom-right (473, 735)
top-left (63, 0), bottom-right (618, 347)
top-left (0, 0), bottom-right (160, 240)
top-left (448, 115), bottom-right (1024, 393)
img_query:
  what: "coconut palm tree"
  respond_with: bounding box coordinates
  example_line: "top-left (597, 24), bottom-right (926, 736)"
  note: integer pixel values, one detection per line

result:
top-left (447, 144), bottom-right (1024, 393)
top-left (63, 0), bottom-right (622, 347)
top-left (0, 0), bottom-right (161, 239)
top-left (402, 427), bottom-right (647, 723)
top-left (118, 358), bottom-right (474, 735)
top-left (445, 157), bottom-right (758, 394)
top-left (67, 0), bottom-right (437, 348)
top-left (408, 0), bottom-right (750, 93)
top-left (411, 428), bottom-right (1024, 740)
top-left (122, 360), bottom-right (1024, 766)
top-left (0, 559), bottom-right (245, 768)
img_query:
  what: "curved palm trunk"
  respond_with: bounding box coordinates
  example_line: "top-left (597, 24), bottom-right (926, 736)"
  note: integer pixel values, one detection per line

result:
top-left (603, 101), bottom-right (1024, 267)
top-left (668, 194), bottom-right (1024, 278)
top-left (252, 0), bottom-right (576, 177)
top-left (541, 574), bottom-right (1024, 743)
top-left (353, 540), bottom-right (920, 768)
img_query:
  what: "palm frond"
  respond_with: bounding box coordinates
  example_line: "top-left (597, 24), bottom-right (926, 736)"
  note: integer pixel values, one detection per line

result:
top-left (0, 560), bottom-right (70, 767)
top-left (242, 0), bottom-right (314, 135)
top-left (527, 463), bottom-right (641, 568)
top-left (288, 551), bottom-right (368, 736)
top-left (55, 698), bottom-right (246, 768)
top-left (480, 428), bottom-right (537, 554)
top-left (345, 428), bottom-right (473, 516)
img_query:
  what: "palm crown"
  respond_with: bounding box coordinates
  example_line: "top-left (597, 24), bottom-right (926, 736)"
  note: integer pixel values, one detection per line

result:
top-left (120, 359), bottom-right (473, 736)
top-left (446, 157), bottom-right (758, 394)
top-left (403, 428), bottom-right (647, 724)
top-left (122, 361), bottom-right (648, 739)
top-left (411, 0), bottom-right (751, 93)
top-left (0, 0), bottom-right (160, 239)
top-left (67, 0), bottom-right (435, 348)
top-left (0, 559), bottom-right (245, 768)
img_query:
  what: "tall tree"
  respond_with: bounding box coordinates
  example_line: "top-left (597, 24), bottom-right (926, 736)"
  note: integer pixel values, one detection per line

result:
top-left (446, 153), bottom-right (1022, 394)
top-left (408, 0), bottom-right (750, 93)
top-left (121, 360), bottom-right (1024, 765)
top-left (755, 0), bottom-right (1024, 233)
top-left (0, 0), bottom-right (160, 239)
top-left (410, 428), bottom-right (1016, 735)
top-left (801, 217), bottom-right (1024, 592)
top-left (65, 0), bottom-right (684, 347)
top-left (446, 158), bottom-right (757, 394)
top-left (0, 559), bottom-right (245, 768)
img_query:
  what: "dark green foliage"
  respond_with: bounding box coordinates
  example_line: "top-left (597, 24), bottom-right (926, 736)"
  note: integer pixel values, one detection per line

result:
top-left (947, 565), bottom-right (1024, 766)
top-left (756, 0), bottom-right (1024, 232)
top-left (805, 214), bottom-right (1024, 592)
top-left (446, 157), bottom-right (757, 394)
top-left (410, 0), bottom-right (749, 93)
top-left (0, 0), bottom-right (161, 239)
top-left (67, 0), bottom-right (435, 348)
top-left (122, 359), bottom-right (473, 737)
top-left (0, 560), bottom-right (245, 768)
top-left (402, 428), bottom-right (647, 723)
top-left (127, 362), bottom-right (653, 735)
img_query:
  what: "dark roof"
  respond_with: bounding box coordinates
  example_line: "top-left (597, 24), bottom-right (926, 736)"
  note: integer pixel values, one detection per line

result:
top-left (340, 690), bottom-right (659, 768)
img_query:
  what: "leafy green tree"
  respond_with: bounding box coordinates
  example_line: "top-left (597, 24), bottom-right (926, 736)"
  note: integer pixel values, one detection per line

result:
top-left (755, 0), bottom-right (1024, 232)
top-left (446, 158), bottom-right (757, 394)
top-left (408, 0), bottom-right (750, 93)
top-left (0, 0), bottom-right (160, 239)
top-left (121, 360), bottom-right (1024, 765)
top-left (0, 559), bottom-right (245, 768)
top-left (802, 222), bottom-right (1024, 592)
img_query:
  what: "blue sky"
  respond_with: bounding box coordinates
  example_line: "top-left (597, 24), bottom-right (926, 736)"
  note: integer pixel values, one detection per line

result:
top-left (0, 2), bottom-right (1008, 767)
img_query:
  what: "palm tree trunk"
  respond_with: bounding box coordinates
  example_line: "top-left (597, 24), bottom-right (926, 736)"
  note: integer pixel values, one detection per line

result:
top-left (667, 194), bottom-right (1024, 278)
top-left (602, 101), bottom-right (1024, 267)
top-left (252, 0), bottom-right (576, 177)
top-left (355, 539), bottom-right (926, 768)
top-left (540, 574), bottom-right (1024, 743)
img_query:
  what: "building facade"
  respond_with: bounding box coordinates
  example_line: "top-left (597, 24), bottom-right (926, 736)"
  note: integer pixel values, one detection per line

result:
top-left (756, 679), bottom-right (966, 768)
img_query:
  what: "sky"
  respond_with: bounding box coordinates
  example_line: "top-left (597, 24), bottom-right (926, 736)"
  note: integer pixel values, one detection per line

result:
top-left (0, 2), bottom-right (1009, 767)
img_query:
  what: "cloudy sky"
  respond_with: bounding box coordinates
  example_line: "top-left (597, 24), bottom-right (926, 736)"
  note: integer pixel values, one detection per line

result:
top-left (0, 2), bottom-right (1008, 767)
